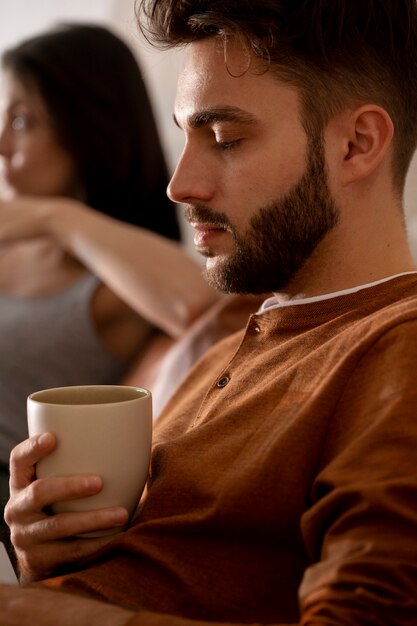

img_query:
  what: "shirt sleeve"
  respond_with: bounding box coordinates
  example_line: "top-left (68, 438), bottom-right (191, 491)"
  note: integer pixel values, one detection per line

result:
top-left (299, 321), bottom-right (417, 624)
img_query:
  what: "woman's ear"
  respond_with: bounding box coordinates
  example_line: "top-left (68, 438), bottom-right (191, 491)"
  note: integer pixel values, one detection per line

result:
top-left (339, 105), bottom-right (394, 185)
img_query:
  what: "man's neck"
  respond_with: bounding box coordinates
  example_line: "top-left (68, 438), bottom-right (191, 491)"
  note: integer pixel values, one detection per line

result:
top-left (273, 209), bottom-right (417, 304)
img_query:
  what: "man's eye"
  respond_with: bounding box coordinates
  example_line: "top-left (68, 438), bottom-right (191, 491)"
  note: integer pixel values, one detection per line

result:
top-left (215, 139), bottom-right (241, 151)
top-left (11, 115), bottom-right (29, 132)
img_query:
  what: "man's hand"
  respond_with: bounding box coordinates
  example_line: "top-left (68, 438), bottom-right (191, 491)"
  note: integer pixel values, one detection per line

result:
top-left (0, 583), bottom-right (134, 626)
top-left (5, 434), bottom-right (129, 583)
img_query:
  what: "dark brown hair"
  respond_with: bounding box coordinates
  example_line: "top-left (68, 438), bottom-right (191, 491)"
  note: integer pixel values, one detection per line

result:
top-left (2, 23), bottom-right (180, 241)
top-left (136, 0), bottom-right (417, 194)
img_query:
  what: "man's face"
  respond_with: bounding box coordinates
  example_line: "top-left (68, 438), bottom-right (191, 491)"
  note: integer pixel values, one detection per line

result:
top-left (168, 39), bottom-right (339, 295)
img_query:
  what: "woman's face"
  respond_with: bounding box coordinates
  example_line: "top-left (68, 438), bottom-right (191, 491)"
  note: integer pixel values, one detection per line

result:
top-left (0, 70), bottom-right (79, 198)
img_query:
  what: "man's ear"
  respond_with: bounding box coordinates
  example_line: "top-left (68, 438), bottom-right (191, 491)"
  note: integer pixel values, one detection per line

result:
top-left (339, 105), bottom-right (394, 186)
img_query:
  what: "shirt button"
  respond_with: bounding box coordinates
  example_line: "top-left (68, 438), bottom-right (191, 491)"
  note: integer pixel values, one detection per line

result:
top-left (217, 375), bottom-right (230, 388)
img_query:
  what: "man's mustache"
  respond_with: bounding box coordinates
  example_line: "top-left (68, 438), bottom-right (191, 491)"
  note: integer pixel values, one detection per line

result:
top-left (184, 204), bottom-right (231, 229)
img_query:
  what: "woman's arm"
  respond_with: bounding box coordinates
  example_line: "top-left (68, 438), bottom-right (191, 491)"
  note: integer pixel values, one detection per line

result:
top-left (0, 196), bottom-right (218, 338)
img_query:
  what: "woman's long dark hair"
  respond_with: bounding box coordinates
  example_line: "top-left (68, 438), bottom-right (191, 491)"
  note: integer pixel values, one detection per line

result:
top-left (2, 23), bottom-right (180, 241)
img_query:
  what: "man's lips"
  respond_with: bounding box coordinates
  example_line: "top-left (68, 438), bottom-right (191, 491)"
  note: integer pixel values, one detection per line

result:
top-left (190, 223), bottom-right (228, 248)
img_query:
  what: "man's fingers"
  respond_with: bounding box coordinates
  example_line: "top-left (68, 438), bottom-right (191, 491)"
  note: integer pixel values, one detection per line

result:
top-left (5, 474), bottom-right (104, 525)
top-left (6, 434), bottom-right (130, 585)
top-left (17, 507), bottom-right (129, 544)
top-left (9, 434), bottom-right (56, 490)
top-left (17, 537), bottom-right (111, 583)
top-left (13, 509), bottom-right (129, 584)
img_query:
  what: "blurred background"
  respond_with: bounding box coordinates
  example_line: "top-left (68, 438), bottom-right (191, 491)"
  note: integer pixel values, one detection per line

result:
top-left (1, 0), bottom-right (417, 259)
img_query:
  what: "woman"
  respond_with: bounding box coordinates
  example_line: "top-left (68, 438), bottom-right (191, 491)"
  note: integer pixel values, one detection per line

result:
top-left (0, 23), bottom-right (217, 539)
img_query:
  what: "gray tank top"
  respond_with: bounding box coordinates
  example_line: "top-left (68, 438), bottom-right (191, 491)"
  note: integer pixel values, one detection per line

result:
top-left (0, 273), bottom-right (126, 464)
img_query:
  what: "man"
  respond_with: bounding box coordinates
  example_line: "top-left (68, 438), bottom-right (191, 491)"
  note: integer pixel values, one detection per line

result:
top-left (2, 1), bottom-right (417, 624)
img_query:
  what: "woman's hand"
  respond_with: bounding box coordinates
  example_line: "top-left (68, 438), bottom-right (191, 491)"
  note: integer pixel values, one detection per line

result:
top-left (0, 196), bottom-right (54, 242)
top-left (4, 433), bottom-right (129, 583)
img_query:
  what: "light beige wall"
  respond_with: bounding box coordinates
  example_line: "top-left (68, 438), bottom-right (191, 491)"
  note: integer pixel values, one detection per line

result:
top-left (0, 0), bottom-right (115, 49)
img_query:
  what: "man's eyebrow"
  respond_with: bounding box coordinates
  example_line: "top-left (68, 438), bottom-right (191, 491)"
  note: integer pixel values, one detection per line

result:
top-left (173, 106), bottom-right (257, 129)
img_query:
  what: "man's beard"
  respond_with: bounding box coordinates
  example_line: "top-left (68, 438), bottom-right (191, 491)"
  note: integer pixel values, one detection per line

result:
top-left (184, 133), bottom-right (339, 294)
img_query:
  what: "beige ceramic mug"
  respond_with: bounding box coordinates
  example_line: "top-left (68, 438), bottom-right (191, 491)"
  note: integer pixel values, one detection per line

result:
top-left (27, 384), bottom-right (152, 536)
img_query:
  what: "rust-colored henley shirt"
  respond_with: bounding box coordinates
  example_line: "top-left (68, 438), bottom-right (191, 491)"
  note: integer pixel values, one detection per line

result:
top-left (45, 273), bottom-right (417, 625)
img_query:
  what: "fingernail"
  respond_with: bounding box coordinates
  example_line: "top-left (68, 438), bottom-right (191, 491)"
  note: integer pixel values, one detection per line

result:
top-left (84, 476), bottom-right (102, 492)
top-left (110, 509), bottom-right (129, 524)
top-left (38, 433), bottom-right (53, 448)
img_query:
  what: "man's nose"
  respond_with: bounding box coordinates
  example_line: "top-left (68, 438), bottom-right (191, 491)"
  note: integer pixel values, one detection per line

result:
top-left (167, 144), bottom-right (215, 205)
